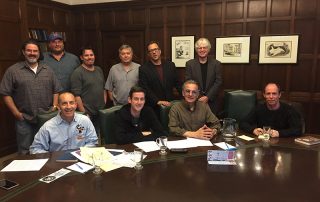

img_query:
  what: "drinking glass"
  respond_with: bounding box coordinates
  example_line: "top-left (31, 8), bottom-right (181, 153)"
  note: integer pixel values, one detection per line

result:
top-left (262, 126), bottom-right (271, 139)
top-left (92, 152), bottom-right (103, 175)
top-left (156, 136), bottom-right (168, 155)
top-left (134, 148), bottom-right (144, 170)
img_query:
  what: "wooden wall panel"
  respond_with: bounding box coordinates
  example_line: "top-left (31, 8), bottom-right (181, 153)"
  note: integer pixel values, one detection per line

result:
top-left (114, 9), bottom-right (129, 26)
top-left (167, 6), bottom-right (182, 25)
top-left (290, 59), bottom-right (313, 92)
top-left (295, 19), bottom-right (316, 54)
top-left (269, 20), bottom-right (290, 34)
top-left (246, 21), bottom-right (266, 54)
top-left (315, 61), bottom-right (320, 92)
top-left (0, 22), bottom-right (21, 60)
top-left (132, 8), bottom-right (146, 25)
top-left (0, 0), bottom-right (20, 20)
top-left (248, 0), bottom-right (267, 18)
top-left (271, 0), bottom-right (292, 17)
top-left (205, 2), bottom-right (222, 23)
top-left (54, 10), bottom-right (68, 27)
top-left (185, 4), bottom-right (201, 25)
top-left (39, 7), bottom-right (54, 26)
top-left (225, 23), bottom-right (244, 35)
top-left (27, 5), bottom-right (40, 27)
top-left (244, 64), bottom-right (263, 89)
top-left (150, 7), bottom-right (163, 25)
top-left (83, 11), bottom-right (97, 29)
top-left (226, 1), bottom-right (244, 19)
top-left (296, 0), bottom-right (317, 16)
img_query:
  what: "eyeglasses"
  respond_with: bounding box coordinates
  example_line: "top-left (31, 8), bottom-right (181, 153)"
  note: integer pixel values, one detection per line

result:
top-left (184, 89), bottom-right (199, 96)
top-left (148, 48), bottom-right (160, 53)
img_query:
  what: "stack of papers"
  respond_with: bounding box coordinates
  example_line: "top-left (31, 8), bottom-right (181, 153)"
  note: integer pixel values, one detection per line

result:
top-left (67, 162), bottom-right (94, 173)
top-left (1, 159), bottom-right (49, 172)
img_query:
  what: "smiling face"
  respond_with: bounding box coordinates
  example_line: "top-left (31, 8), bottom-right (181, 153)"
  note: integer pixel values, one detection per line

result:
top-left (263, 83), bottom-right (281, 110)
top-left (147, 43), bottom-right (161, 63)
top-left (22, 43), bottom-right (40, 65)
top-left (182, 83), bottom-right (199, 104)
top-left (48, 39), bottom-right (64, 54)
top-left (58, 93), bottom-right (77, 122)
top-left (80, 49), bottom-right (95, 67)
top-left (128, 92), bottom-right (145, 114)
top-left (195, 43), bottom-right (210, 59)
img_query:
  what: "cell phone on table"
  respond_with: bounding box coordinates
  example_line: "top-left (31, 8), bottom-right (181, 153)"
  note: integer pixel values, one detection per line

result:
top-left (0, 179), bottom-right (19, 190)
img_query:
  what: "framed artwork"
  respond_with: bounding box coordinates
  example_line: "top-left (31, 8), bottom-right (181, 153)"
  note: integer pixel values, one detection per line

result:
top-left (171, 36), bottom-right (195, 67)
top-left (215, 36), bottom-right (251, 63)
top-left (258, 35), bottom-right (299, 64)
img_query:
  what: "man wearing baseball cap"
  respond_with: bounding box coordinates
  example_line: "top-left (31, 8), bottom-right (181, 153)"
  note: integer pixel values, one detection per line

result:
top-left (43, 32), bottom-right (80, 92)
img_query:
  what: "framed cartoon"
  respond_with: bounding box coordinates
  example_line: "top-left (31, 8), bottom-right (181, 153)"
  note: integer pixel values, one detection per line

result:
top-left (171, 36), bottom-right (195, 67)
top-left (215, 36), bottom-right (251, 63)
top-left (258, 35), bottom-right (299, 64)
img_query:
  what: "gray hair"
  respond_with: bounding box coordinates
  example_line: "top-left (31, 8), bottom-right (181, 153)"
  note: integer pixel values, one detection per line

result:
top-left (195, 38), bottom-right (211, 50)
top-left (118, 44), bottom-right (133, 53)
top-left (182, 79), bottom-right (199, 91)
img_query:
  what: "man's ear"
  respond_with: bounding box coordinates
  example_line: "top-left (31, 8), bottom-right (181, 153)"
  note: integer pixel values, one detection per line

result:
top-left (128, 97), bottom-right (132, 104)
top-left (279, 92), bottom-right (281, 98)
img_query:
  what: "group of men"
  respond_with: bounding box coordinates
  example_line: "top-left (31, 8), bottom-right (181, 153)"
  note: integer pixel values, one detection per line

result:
top-left (0, 35), bottom-right (303, 155)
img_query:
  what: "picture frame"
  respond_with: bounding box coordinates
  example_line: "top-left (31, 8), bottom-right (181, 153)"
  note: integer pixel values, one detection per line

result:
top-left (215, 35), bottom-right (251, 64)
top-left (171, 35), bottom-right (195, 67)
top-left (258, 35), bottom-right (299, 64)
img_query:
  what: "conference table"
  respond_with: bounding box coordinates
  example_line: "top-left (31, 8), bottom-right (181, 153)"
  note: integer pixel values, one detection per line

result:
top-left (1, 134), bottom-right (320, 202)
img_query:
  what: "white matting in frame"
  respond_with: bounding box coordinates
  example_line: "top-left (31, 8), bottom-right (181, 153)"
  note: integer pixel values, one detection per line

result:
top-left (171, 36), bottom-right (195, 67)
top-left (259, 35), bottom-right (299, 64)
top-left (215, 36), bottom-right (251, 63)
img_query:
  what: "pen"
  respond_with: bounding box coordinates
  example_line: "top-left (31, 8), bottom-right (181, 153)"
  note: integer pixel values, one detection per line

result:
top-left (76, 163), bottom-right (83, 170)
top-left (225, 142), bottom-right (230, 150)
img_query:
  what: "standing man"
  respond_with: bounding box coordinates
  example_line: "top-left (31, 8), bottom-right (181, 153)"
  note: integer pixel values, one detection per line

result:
top-left (168, 80), bottom-right (220, 140)
top-left (185, 37), bottom-right (222, 113)
top-left (105, 44), bottom-right (140, 105)
top-left (0, 39), bottom-right (62, 154)
top-left (115, 86), bottom-right (167, 145)
top-left (240, 83), bottom-right (302, 137)
top-left (30, 92), bottom-right (98, 154)
top-left (43, 32), bottom-right (80, 91)
top-left (139, 41), bottom-right (181, 114)
top-left (70, 47), bottom-right (105, 135)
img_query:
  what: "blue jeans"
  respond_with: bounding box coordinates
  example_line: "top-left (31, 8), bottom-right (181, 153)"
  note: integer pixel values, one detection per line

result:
top-left (15, 120), bottom-right (38, 155)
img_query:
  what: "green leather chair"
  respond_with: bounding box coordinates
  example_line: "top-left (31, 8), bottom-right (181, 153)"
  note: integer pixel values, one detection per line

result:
top-left (159, 100), bottom-right (180, 133)
top-left (99, 105), bottom-right (122, 144)
top-left (223, 90), bottom-right (257, 123)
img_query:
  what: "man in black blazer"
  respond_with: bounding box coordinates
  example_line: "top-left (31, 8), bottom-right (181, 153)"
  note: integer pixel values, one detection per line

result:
top-left (139, 41), bottom-right (181, 114)
top-left (185, 38), bottom-right (222, 113)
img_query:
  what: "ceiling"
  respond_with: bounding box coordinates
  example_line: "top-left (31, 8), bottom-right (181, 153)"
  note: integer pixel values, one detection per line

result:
top-left (51, 0), bottom-right (131, 5)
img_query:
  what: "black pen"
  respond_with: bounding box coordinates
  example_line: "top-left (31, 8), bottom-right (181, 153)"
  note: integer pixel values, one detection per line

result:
top-left (76, 163), bottom-right (83, 170)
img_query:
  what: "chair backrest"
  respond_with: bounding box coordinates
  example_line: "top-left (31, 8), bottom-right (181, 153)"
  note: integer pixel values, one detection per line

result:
top-left (282, 100), bottom-right (305, 134)
top-left (159, 100), bottom-right (180, 132)
top-left (99, 105), bottom-right (122, 144)
top-left (223, 90), bottom-right (257, 123)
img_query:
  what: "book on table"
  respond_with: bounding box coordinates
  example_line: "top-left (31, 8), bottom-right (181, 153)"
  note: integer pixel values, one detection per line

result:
top-left (294, 136), bottom-right (320, 146)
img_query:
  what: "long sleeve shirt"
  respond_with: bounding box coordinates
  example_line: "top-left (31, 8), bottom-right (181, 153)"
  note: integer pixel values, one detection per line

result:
top-left (30, 113), bottom-right (98, 154)
top-left (239, 102), bottom-right (302, 137)
top-left (168, 100), bottom-right (221, 136)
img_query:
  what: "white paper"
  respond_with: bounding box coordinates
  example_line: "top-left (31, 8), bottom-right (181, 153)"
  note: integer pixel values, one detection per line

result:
top-left (238, 135), bottom-right (255, 141)
top-left (214, 142), bottom-right (237, 151)
top-left (186, 137), bottom-right (213, 147)
top-left (134, 141), bottom-right (160, 152)
top-left (167, 139), bottom-right (191, 149)
top-left (112, 152), bottom-right (147, 168)
top-left (208, 160), bottom-right (237, 165)
top-left (1, 159), bottom-right (49, 172)
top-left (67, 162), bottom-right (94, 173)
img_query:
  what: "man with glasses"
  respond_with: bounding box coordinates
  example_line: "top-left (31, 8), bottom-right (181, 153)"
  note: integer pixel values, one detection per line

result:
top-left (185, 38), bottom-right (222, 113)
top-left (0, 39), bottom-right (62, 154)
top-left (115, 86), bottom-right (167, 144)
top-left (43, 32), bottom-right (80, 91)
top-left (168, 80), bottom-right (220, 140)
top-left (139, 41), bottom-right (181, 115)
top-left (30, 92), bottom-right (98, 154)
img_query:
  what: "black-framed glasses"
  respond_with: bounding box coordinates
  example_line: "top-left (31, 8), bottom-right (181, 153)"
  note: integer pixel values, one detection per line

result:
top-left (148, 48), bottom-right (160, 53)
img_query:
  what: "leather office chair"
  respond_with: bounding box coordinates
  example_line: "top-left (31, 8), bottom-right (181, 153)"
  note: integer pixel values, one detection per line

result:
top-left (159, 100), bottom-right (180, 133)
top-left (223, 90), bottom-right (257, 123)
top-left (282, 100), bottom-right (306, 134)
top-left (99, 105), bottom-right (122, 144)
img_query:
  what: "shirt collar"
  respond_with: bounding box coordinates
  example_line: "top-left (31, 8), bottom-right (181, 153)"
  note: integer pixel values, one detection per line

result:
top-left (57, 111), bottom-right (77, 124)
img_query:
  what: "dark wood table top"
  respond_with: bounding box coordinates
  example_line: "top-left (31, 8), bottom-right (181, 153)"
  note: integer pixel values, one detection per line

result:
top-left (1, 134), bottom-right (320, 202)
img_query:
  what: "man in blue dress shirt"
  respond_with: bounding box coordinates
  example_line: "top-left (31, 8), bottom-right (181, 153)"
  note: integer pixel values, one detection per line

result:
top-left (30, 92), bottom-right (98, 154)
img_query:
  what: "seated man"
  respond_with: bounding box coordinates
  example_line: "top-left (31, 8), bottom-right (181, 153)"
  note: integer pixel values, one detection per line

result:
top-left (168, 80), bottom-right (220, 140)
top-left (30, 92), bottom-right (98, 154)
top-left (115, 86), bottom-right (167, 145)
top-left (240, 83), bottom-right (302, 137)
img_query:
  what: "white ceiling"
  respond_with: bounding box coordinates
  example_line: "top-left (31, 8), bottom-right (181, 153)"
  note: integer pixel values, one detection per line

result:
top-left (52, 0), bottom-right (131, 5)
